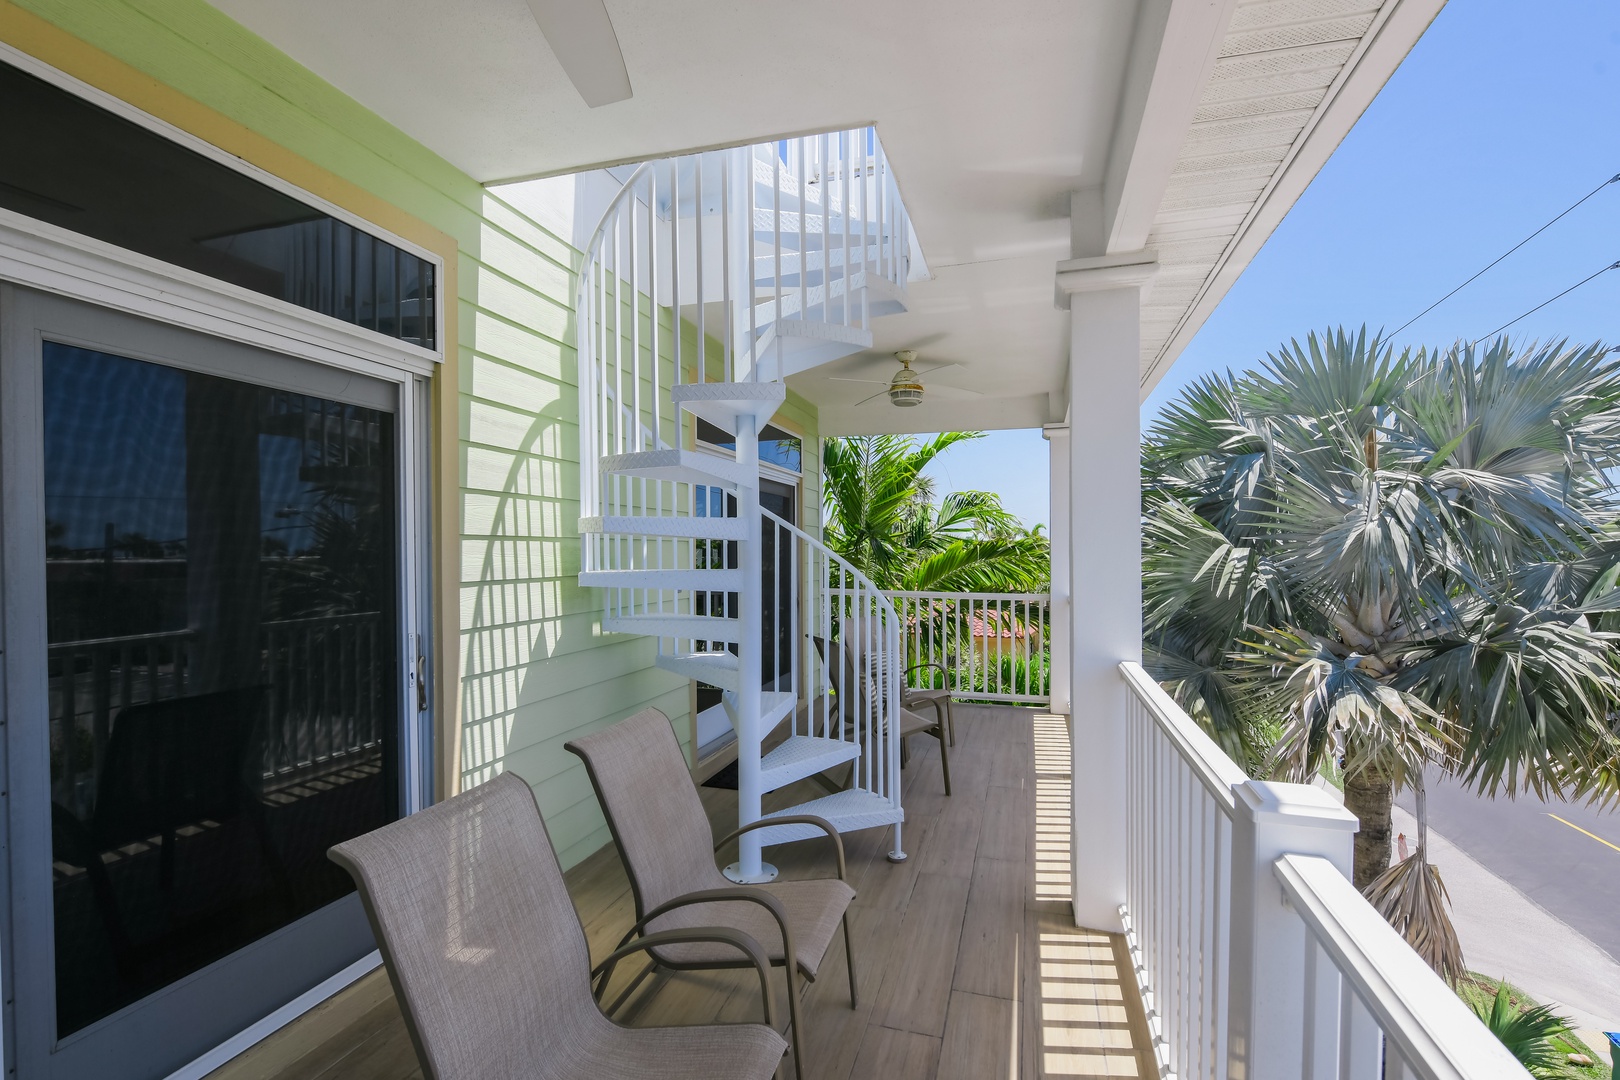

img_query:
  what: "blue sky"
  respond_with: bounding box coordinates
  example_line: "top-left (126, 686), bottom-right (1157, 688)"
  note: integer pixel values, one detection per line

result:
top-left (925, 0), bottom-right (1620, 530)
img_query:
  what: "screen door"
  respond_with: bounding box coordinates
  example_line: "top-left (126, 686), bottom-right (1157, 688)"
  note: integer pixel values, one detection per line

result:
top-left (0, 287), bottom-right (422, 1079)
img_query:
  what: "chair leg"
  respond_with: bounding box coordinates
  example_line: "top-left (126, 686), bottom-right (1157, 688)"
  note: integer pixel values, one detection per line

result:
top-left (784, 963), bottom-right (807, 1080)
top-left (946, 698), bottom-right (956, 746)
top-left (936, 728), bottom-right (952, 796)
top-left (842, 912), bottom-right (859, 1008)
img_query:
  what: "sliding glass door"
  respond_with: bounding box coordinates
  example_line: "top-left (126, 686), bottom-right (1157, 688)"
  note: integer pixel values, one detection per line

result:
top-left (0, 287), bottom-right (425, 1079)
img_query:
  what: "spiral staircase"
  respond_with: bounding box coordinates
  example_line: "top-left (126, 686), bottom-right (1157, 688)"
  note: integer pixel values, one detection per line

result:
top-left (575, 131), bottom-right (913, 881)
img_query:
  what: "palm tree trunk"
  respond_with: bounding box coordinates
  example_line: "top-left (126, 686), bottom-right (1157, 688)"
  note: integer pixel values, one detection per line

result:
top-left (1342, 763), bottom-right (1393, 890)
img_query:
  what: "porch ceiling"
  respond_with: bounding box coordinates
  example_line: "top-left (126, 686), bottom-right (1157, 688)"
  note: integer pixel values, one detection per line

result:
top-left (207, 0), bottom-right (1442, 435)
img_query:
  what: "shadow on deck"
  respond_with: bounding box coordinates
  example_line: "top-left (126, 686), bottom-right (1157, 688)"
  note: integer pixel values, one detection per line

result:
top-left (208, 706), bottom-right (1154, 1080)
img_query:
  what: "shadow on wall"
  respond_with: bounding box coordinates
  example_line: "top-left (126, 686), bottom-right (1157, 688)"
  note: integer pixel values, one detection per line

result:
top-left (457, 190), bottom-right (687, 869)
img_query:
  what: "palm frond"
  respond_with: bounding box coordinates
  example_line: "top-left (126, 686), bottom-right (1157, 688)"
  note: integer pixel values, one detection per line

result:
top-left (1464, 983), bottom-right (1572, 1079)
top-left (822, 432), bottom-right (1047, 594)
top-left (1400, 617), bottom-right (1620, 798)
top-left (1233, 628), bottom-right (1446, 785)
top-left (1363, 851), bottom-right (1466, 984)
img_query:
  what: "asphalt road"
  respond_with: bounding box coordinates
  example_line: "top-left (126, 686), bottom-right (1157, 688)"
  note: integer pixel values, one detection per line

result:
top-left (1394, 772), bottom-right (1620, 965)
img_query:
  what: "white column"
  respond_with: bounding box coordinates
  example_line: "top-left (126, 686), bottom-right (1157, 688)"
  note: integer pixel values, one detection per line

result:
top-left (1226, 781), bottom-right (1359, 1080)
top-left (1056, 252), bottom-right (1156, 930)
top-left (1042, 423), bottom-right (1071, 716)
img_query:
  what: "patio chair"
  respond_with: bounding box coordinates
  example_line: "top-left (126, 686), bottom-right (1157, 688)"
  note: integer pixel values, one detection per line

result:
top-left (566, 708), bottom-right (858, 1080)
top-left (815, 635), bottom-right (952, 796)
top-left (328, 772), bottom-right (787, 1080)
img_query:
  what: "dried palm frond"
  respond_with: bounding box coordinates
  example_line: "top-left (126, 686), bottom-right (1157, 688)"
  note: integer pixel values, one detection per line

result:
top-left (1362, 848), bottom-right (1465, 984)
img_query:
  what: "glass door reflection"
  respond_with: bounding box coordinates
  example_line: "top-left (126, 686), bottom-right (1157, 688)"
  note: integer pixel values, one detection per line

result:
top-left (43, 344), bottom-right (400, 1037)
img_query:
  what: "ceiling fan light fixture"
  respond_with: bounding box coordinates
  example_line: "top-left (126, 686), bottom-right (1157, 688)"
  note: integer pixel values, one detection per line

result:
top-left (888, 370), bottom-right (925, 407)
top-left (888, 350), bottom-right (924, 407)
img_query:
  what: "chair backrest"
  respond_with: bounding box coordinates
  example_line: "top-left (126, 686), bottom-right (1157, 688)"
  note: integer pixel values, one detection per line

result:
top-left (93, 686), bottom-right (266, 849)
top-left (813, 630), bottom-right (883, 732)
top-left (329, 772), bottom-right (602, 1080)
top-left (566, 708), bottom-right (725, 918)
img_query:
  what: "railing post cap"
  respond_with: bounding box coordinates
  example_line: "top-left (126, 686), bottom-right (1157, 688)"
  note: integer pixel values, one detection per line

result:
top-left (1233, 779), bottom-right (1359, 831)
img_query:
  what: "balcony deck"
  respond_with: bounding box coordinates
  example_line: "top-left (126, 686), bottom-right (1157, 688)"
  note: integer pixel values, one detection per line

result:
top-left (207, 706), bottom-right (1154, 1080)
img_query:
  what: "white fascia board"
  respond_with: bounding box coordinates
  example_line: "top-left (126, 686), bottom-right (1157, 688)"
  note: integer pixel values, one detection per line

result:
top-left (1139, 0), bottom-right (1449, 399)
top-left (1101, 0), bottom-right (1241, 256)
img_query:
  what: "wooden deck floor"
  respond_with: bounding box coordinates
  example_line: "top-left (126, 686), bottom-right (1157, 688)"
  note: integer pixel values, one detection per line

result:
top-left (208, 705), bottom-right (1154, 1080)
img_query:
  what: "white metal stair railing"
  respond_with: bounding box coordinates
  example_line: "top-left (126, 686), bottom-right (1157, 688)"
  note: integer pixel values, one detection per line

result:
top-left (574, 129), bottom-right (913, 882)
top-left (753, 507), bottom-right (905, 856)
top-left (744, 133), bottom-right (911, 379)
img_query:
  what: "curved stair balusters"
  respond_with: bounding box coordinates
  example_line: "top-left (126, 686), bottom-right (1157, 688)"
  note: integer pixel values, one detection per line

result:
top-left (576, 132), bottom-right (912, 877)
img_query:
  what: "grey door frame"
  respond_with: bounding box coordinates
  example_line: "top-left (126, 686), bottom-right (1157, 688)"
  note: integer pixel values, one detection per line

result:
top-left (0, 285), bottom-right (432, 1079)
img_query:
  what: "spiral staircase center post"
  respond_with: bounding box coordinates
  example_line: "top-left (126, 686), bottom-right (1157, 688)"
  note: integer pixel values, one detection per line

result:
top-left (725, 412), bottom-right (773, 883)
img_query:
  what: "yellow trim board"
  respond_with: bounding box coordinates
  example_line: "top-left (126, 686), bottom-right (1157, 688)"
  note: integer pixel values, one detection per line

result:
top-left (0, 4), bottom-right (464, 799)
top-left (0, 1), bottom-right (454, 261)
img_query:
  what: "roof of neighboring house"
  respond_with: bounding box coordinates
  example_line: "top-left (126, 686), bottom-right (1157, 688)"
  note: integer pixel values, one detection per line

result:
top-left (969, 615), bottom-right (1042, 641)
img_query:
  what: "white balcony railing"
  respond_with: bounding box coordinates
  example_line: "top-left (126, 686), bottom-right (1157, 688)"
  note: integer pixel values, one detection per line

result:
top-left (1120, 660), bottom-right (1246, 1079)
top-left (1275, 854), bottom-right (1530, 1080)
top-left (48, 613), bottom-right (389, 818)
top-left (885, 591), bottom-right (1050, 706)
top-left (1118, 661), bottom-right (1530, 1080)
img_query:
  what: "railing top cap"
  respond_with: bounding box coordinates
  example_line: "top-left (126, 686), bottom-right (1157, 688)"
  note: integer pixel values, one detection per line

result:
top-left (1235, 780), bottom-right (1359, 831)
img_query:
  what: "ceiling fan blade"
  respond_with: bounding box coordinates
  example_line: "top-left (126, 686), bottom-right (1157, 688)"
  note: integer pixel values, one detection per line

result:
top-left (913, 362), bottom-right (960, 377)
top-left (525, 0), bottom-right (633, 108)
top-left (828, 376), bottom-right (893, 385)
top-left (929, 384), bottom-right (984, 399)
top-left (854, 388), bottom-right (891, 407)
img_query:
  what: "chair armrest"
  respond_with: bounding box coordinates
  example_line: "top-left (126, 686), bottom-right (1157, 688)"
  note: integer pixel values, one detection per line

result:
top-left (905, 661), bottom-right (949, 679)
top-left (591, 927), bottom-right (778, 1028)
top-left (716, 815), bottom-right (847, 882)
top-left (903, 687), bottom-right (952, 706)
top-left (617, 887), bottom-right (799, 982)
top-left (903, 686), bottom-right (951, 699)
top-left (904, 663), bottom-right (955, 702)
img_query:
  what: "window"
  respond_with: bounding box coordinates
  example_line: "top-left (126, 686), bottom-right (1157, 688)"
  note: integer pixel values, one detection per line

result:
top-left (0, 60), bottom-right (435, 348)
top-left (695, 418), bottom-right (802, 473)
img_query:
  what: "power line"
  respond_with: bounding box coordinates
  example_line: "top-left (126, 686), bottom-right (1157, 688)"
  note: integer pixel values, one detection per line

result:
top-left (1471, 259), bottom-right (1620, 346)
top-left (1393, 171), bottom-right (1620, 337)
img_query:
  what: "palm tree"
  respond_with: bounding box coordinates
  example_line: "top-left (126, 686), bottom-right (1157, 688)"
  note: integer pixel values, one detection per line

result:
top-left (822, 432), bottom-right (1049, 593)
top-left (1142, 328), bottom-right (1620, 971)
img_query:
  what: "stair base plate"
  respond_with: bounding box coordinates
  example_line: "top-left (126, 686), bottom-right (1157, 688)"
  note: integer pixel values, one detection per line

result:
top-left (721, 862), bottom-right (780, 884)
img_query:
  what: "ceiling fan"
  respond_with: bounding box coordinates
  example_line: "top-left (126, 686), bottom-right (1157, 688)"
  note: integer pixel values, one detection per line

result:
top-left (525, 0), bottom-right (633, 108)
top-left (830, 350), bottom-right (984, 408)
